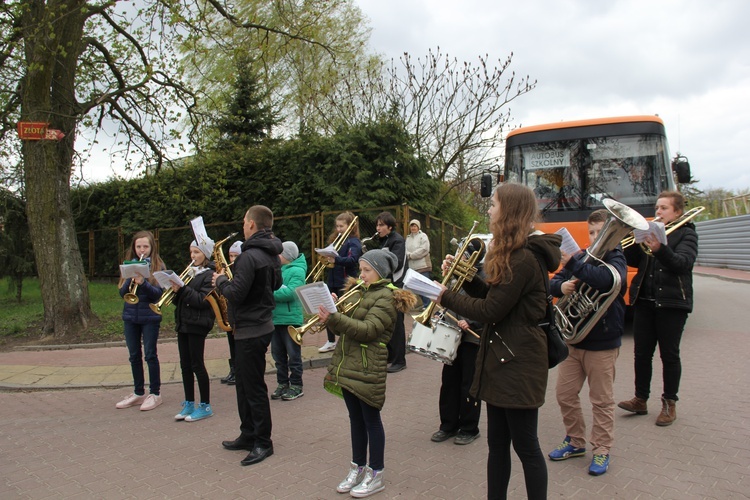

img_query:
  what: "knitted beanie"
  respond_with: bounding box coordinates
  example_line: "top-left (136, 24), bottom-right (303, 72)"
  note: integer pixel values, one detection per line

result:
top-left (229, 240), bottom-right (243, 255)
top-left (281, 241), bottom-right (299, 262)
top-left (359, 249), bottom-right (398, 279)
top-left (409, 219), bottom-right (421, 230)
top-left (190, 237), bottom-right (215, 260)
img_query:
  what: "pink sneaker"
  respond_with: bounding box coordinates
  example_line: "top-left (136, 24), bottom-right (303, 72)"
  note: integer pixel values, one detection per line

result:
top-left (140, 394), bottom-right (163, 411)
top-left (116, 393), bottom-right (146, 409)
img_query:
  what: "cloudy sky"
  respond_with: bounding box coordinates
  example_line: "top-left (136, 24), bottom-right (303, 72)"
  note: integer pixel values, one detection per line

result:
top-left (357, 0), bottom-right (750, 192)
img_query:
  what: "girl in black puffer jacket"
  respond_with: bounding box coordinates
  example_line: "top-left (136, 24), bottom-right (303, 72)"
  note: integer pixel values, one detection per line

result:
top-left (172, 239), bottom-right (217, 422)
top-left (618, 191), bottom-right (699, 427)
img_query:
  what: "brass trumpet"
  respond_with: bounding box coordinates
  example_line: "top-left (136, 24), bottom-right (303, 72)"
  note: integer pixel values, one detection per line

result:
top-left (149, 261), bottom-right (195, 315)
top-left (307, 216), bottom-right (359, 283)
top-left (413, 221), bottom-right (485, 327)
top-left (287, 282), bottom-right (364, 346)
top-left (123, 254), bottom-right (146, 304)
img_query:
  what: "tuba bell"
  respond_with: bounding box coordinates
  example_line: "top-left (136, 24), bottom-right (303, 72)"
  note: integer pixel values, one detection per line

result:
top-left (554, 199), bottom-right (649, 344)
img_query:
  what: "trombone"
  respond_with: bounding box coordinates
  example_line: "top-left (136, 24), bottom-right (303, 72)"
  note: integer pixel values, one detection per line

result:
top-left (149, 260), bottom-right (195, 315)
top-left (306, 215), bottom-right (359, 283)
top-left (123, 254), bottom-right (146, 304)
top-left (287, 282), bottom-right (365, 346)
top-left (620, 206), bottom-right (705, 253)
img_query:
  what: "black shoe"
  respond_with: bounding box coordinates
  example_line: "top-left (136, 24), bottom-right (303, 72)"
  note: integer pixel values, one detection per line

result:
top-left (222, 436), bottom-right (255, 451)
top-left (225, 373), bottom-right (236, 385)
top-left (241, 446), bottom-right (274, 466)
top-left (387, 363), bottom-right (406, 373)
top-left (221, 365), bottom-right (234, 384)
top-left (454, 431), bottom-right (480, 445)
top-left (431, 429), bottom-right (458, 442)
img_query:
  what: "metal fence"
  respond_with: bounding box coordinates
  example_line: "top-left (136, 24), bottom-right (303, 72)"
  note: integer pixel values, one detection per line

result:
top-left (695, 214), bottom-right (750, 271)
top-left (77, 205), bottom-right (470, 279)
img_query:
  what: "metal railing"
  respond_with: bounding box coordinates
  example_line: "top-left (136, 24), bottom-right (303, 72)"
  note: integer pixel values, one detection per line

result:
top-left (695, 214), bottom-right (750, 271)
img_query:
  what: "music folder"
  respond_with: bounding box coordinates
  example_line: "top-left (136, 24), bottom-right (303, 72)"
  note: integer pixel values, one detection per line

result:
top-left (294, 282), bottom-right (337, 315)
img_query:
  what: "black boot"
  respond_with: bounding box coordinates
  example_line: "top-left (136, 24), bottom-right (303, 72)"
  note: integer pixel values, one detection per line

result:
top-left (221, 360), bottom-right (234, 384)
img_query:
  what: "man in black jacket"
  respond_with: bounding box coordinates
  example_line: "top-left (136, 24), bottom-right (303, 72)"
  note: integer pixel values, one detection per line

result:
top-left (374, 211), bottom-right (408, 373)
top-left (213, 205), bottom-right (282, 466)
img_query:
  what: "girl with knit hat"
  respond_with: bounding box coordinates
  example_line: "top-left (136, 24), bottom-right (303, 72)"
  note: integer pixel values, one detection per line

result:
top-left (172, 238), bottom-right (217, 422)
top-left (270, 241), bottom-right (307, 401)
top-left (319, 249), bottom-right (417, 498)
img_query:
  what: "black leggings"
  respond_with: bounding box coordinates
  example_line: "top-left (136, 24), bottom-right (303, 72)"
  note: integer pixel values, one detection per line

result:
top-left (343, 389), bottom-right (385, 471)
top-left (177, 332), bottom-right (210, 404)
top-left (486, 404), bottom-right (547, 500)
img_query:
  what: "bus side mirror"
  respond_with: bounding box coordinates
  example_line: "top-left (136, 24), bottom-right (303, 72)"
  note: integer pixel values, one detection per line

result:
top-left (481, 173), bottom-right (493, 198)
top-left (672, 155), bottom-right (691, 184)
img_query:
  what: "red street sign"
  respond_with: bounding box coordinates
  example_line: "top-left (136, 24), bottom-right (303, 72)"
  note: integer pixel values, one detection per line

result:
top-left (17, 122), bottom-right (49, 140)
top-left (45, 129), bottom-right (65, 141)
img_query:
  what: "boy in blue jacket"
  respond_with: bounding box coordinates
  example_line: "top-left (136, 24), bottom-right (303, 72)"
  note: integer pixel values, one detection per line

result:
top-left (547, 209), bottom-right (627, 477)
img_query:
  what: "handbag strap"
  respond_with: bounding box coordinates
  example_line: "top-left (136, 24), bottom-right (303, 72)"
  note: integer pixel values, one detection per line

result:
top-left (529, 249), bottom-right (555, 326)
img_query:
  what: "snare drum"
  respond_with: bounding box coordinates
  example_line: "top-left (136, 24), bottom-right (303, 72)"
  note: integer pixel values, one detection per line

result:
top-left (408, 320), bottom-right (462, 365)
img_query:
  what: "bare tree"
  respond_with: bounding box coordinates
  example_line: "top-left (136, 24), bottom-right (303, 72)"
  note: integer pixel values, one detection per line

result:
top-left (0, 0), bottom-right (327, 338)
top-left (318, 48), bottom-right (536, 202)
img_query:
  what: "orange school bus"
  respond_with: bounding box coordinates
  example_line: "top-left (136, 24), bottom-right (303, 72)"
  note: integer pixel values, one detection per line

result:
top-left (502, 115), bottom-right (688, 301)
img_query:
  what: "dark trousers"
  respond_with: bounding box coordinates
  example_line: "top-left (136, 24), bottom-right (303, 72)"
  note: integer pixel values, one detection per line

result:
top-left (271, 325), bottom-right (303, 386)
top-left (486, 404), bottom-right (547, 500)
top-left (343, 389), bottom-right (385, 471)
top-left (123, 321), bottom-right (160, 396)
top-left (226, 330), bottom-right (235, 365)
top-left (633, 299), bottom-right (689, 401)
top-left (387, 311), bottom-right (406, 366)
top-left (439, 342), bottom-right (480, 435)
top-left (235, 333), bottom-right (273, 449)
top-left (177, 331), bottom-right (210, 404)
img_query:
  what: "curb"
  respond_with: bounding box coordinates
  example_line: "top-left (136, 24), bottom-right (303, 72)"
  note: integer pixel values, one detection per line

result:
top-left (0, 355), bottom-right (333, 393)
top-left (693, 271), bottom-right (750, 285)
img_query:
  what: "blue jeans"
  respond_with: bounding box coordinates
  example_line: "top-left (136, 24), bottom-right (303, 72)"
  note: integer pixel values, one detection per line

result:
top-left (123, 321), bottom-right (161, 396)
top-left (271, 325), bottom-right (303, 386)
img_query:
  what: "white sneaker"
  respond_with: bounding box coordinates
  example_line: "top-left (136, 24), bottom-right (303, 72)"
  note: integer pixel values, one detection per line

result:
top-left (350, 467), bottom-right (385, 498)
top-left (140, 394), bottom-right (163, 411)
top-left (318, 341), bottom-right (337, 353)
top-left (115, 393), bottom-right (146, 409)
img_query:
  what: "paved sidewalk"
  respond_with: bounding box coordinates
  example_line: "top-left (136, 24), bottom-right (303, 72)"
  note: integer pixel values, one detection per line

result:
top-left (0, 334), bottom-right (331, 391)
top-left (1, 271), bottom-right (749, 498)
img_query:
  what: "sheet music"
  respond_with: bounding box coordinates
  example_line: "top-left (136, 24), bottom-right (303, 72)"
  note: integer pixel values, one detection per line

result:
top-left (190, 216), bottom-right (210, 247)
top-left (119, 262), bottom-right (151, 279)
top-left (153, 270), bottom-right (185, 289)
top-left (314, 243), bottom-right (339, 259)
top-left (633, 221), bottom-right (667, 245)
top-left (554, 227), bottom-right (581, 255)
top-left (294, 282), bottom-right (337, 315)
top-left (403, 268), bottom-right (441, 301)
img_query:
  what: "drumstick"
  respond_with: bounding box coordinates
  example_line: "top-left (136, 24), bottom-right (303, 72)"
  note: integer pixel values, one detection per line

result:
top-left (442, 311), bottom-right (480, 339)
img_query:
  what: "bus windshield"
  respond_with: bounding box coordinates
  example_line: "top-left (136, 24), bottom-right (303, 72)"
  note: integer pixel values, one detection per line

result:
top-left (504, 118), bottom-right (674, 221)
